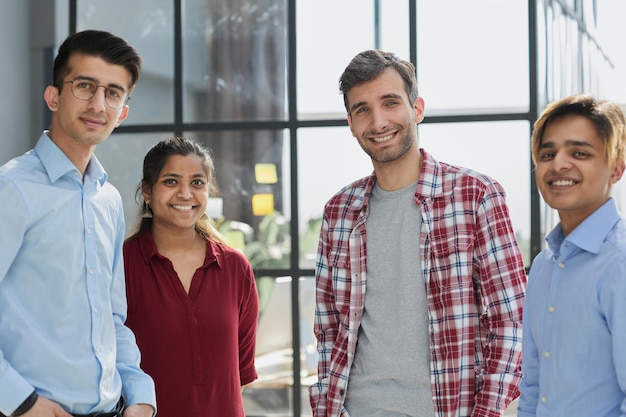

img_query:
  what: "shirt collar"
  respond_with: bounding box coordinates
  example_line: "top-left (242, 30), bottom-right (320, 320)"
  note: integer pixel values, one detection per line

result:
top-left (547, 198), bottom-right (621, 255)
top-left (353, 148), bottom-right (440, 213)
top-left (136, 229), bottom-right (220, 269)
top-left (35, 131), bottom-right (107, 186)
top-left (415, 148), bottom-right (444, 200)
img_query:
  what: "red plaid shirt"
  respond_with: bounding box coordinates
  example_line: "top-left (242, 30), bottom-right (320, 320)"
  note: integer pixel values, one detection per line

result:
top-left (309, 149), bottom-right (526, 417)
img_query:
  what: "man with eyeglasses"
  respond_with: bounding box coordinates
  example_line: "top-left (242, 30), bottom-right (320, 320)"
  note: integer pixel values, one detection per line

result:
top-left (57, 78), bottom-right (130, 111)
top-left (0, 30), bottom-right (156, 417)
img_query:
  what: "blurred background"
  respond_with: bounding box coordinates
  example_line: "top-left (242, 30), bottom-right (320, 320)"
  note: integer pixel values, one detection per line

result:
top-left (1, 1), bottom-right (624, 415)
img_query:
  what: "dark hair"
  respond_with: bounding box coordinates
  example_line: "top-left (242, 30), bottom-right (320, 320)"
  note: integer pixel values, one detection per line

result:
top-left (53, 30), bottom-right (142, 91)
top-left (339, 49), bottom-right (419, 115)
top-left (531, 94), bottom-right (626, 166)
top-left (127, 137), bottom-right (225, 243)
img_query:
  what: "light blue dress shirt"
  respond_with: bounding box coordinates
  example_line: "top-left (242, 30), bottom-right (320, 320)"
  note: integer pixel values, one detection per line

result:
top-left (0, 132), bottom-right (155, 415)
top-left (518, 198), bottom-right (626, 417)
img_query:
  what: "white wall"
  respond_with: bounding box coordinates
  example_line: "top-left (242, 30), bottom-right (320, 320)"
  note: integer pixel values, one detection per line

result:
top-left (0, 0), bottom-right (59, 165)
top-left (0, 1), bottom-right (31, 164)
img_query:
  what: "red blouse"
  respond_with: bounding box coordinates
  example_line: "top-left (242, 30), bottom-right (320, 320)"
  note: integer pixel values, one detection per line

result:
top-left (123, 231), bottom-right (258, 417)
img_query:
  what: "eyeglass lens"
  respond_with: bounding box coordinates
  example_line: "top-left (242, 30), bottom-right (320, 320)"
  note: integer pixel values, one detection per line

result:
top-left (70, 80), bottom-right (127, 109)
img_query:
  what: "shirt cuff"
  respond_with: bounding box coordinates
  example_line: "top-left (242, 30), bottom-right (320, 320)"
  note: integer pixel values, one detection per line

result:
top-left (0, 365), bottom-right (35, 416)
top-left (10, 391), bottom-right (38, 416)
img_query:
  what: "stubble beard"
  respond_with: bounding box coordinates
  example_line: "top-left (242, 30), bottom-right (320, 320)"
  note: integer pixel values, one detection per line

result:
top-left (366, 127), bottom-right (416, 164)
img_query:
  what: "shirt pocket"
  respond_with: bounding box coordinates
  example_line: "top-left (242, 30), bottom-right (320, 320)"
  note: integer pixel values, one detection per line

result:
top-left (429, 223), bottom-right (474, 289)
top-left (328, 247), bottom-right (353, 319)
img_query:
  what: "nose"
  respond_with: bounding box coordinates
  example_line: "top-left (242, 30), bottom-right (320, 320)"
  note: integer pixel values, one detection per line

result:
top-left (177, 184), bottom-right (193, 199)
top-left (87, 86), bottom-right (108, 111)
top-left (550, 151), bottom-right (572, 171)
top-left (369, 107), bottom-right (389, 132)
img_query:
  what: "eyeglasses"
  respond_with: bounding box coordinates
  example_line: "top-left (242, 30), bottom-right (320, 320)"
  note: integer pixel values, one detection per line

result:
top-left (57, 78), bottom-right (130, 110)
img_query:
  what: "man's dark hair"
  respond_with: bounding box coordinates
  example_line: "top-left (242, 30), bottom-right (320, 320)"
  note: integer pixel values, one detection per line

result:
top-left (53, 30), bottom-right (142, 91)
top-left (339, 49), bottom-right (419, 115)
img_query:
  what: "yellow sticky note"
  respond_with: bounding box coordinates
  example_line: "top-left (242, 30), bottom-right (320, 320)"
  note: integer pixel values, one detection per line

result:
top-left (255, 163), bottom-right (278, 184)
top-left (252, 194), bottom-right (274, 216)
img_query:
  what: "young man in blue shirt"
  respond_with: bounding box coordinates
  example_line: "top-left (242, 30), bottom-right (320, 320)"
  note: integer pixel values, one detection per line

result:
top-left (0, 30), bottom-right (156, 417)
top-left (518, 94), bottom-right (626, 417)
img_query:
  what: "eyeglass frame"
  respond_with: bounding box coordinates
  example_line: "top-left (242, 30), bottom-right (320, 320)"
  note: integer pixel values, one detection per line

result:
top-left (55, 77), bottom-right (131, 110)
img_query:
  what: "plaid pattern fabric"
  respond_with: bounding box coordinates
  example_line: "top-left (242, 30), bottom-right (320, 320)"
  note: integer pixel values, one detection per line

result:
top-left (309, 150), bottom-right (526, 417)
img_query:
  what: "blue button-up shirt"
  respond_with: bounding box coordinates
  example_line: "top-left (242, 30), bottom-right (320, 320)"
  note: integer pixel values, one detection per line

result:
top-left (518, 198), bottom-right (626, 417)
top-left (0, 132), bottom-right (155, 415)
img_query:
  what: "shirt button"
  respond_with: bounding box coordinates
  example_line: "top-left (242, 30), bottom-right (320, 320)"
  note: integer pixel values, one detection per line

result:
top-left (548, 306), bottom-right (555, 313)
top-left (558, 262), bottom-right (565, 269)
top-left (544, 351), bottom-right (550, 358)
top-left (87, 228), bottom-right (92, 235)
top-left (541, 396), bottom-right (547, 403)
top-left (93, 307), bottom-right (98, 314)
top-left (89, 268), bottom-right (94, 275)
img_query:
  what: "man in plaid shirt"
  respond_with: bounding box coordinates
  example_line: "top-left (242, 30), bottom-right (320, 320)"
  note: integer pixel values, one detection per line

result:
top-left (308, 50), bottom-right (527, 417)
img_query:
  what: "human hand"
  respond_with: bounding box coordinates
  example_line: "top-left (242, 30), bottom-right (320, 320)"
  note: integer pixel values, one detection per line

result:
top-left (122, 403), bottom-right (155, 417)
top-left (20, 396), bottom-right (72, 417)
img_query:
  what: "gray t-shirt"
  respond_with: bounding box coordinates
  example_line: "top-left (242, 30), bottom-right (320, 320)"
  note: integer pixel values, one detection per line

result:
top-left (344, 181), bottom-right (434, 417)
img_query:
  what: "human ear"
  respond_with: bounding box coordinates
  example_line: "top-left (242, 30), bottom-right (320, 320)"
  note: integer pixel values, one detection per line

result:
top-left (115, 105), bottom-right (130, 128)
top-left (610, 160), bottom-right (625, 184)
top-left (43, 85), bottom-right (60, 112)
top-left (413, 97), bottom-right (425, 123)
top-left (141, 182), bottom-right (151, 204)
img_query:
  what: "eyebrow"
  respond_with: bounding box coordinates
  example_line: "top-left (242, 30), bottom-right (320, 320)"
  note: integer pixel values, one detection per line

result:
top-left (161, 172), bottom-right (207, 179)
top-left (539, 139), bottom-right (595, 149)
top-left (349, 92), bottom-right (403, 114)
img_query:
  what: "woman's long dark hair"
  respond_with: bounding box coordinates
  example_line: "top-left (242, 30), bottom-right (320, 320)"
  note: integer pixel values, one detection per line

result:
top-left (126, 137), bottom-right (225, 244)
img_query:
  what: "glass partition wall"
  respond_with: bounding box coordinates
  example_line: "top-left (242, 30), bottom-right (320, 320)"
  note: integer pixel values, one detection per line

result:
top-left (56, 0), bottom-right (621, 415)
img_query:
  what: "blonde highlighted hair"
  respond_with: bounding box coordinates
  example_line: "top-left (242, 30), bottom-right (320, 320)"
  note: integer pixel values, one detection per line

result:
top-left (531, 94), bottom-right (626, 167)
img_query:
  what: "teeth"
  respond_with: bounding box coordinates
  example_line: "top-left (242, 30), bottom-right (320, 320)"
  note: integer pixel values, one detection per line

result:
top-left (552, 180), bottom-right (574, 186)
top-left (372, 133), bottom-right (394, 143)
top-left (172, 205), bottom-right (193, 211)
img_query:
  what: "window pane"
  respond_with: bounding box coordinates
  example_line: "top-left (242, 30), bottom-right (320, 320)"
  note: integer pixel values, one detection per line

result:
top-left (76, 0), bottom-right (175, 124)
top-left (417, 0), bottom-right (529, 115)
top-left (185, 130), bottom-right (292, 269)
top-left (596, 2), bottom-right (626, 103)
top-left (297, 126), bottom-right (373, 268)
top-left (296, 0), bottom-right (372, 119)
top-left (95, 132), bottom-right (174, 231)
top-left (537, 1), bottom-right (614, 105)
top-left (379, 1), bottom-right (410, 53)
top-left (419, 121), bottom-right (532, 265)
top-left (243, 276), bottom-right (315, 416)
top-left (183, 0), bottom-right (288, 122)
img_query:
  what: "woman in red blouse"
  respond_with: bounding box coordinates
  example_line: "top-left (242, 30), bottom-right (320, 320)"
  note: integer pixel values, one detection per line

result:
top-left (123, 137), bottom-right (259, 417)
